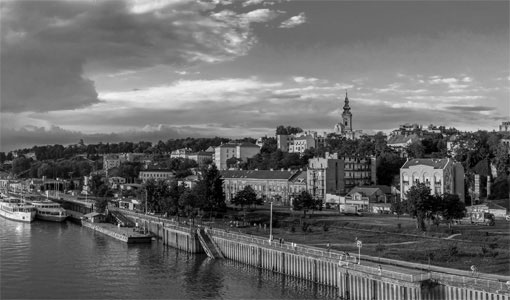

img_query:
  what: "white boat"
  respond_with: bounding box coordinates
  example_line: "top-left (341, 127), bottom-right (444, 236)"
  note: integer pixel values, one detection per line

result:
top-left (0, 197), bottom-right (36, 223)
top-left (29, 200), bottom-right (68, 222)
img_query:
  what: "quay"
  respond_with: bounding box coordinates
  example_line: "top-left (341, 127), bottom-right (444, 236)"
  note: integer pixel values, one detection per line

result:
top-left (81, 220), bottom-right (152, 244)
top-left (117, 209), bottom-right (510, 300)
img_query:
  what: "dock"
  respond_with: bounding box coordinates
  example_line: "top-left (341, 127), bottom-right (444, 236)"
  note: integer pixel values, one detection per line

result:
top-left (82, 221), bottom-right (152, 244)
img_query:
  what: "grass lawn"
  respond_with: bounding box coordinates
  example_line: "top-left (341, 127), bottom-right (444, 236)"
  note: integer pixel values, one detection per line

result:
top-left (209, 206), bottom-right (510, 276)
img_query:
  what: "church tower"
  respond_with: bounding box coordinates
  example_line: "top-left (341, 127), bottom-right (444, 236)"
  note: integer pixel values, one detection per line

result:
top-left (341, 91), bottom-right (352, 131)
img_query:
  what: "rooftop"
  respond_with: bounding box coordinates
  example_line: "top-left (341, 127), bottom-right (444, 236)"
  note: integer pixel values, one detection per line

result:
top-left (402, 158), bottom-right (450, 169)
top-left (220, 170), bottom-right (297, 180)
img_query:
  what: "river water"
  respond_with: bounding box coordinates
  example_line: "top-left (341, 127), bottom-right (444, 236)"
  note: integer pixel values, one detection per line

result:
top-left (0, 218), bottom-right (338, 299)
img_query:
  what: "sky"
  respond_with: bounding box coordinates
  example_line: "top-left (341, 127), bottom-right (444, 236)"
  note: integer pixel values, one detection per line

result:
top-left (1, 0), bottom-right (509, 152)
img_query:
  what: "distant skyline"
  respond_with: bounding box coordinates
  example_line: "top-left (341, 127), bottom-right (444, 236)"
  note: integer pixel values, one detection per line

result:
top-left (1, 0), bottom-right (509, 152)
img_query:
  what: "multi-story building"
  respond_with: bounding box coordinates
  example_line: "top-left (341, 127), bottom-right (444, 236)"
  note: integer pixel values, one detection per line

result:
top-left (213, 143), bottom-right (260, 170)
top-left (277, 131), bottom-right (325, 153)
top-left (221, 169), bottom-right (306, 206)
top-left (139, 169), bottom-right (175, 183)
top-left (499, 121), bottom-right (510, 132)
top-left (307, 153), bottom-right (377, 201)
top-left (400, 158), bottom-right (465, 201)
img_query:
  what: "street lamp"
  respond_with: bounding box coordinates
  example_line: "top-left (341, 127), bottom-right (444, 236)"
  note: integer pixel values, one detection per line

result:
top-left (356, 240), bottom-right (362, 264)
top-left (269, 201), bottom-right (273, 242)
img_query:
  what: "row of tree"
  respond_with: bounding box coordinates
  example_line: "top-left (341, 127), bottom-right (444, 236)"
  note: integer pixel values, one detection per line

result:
top-left (141, 165), bottom-right (226, 218)
top-left (394, 183), bottom-right (466, 231)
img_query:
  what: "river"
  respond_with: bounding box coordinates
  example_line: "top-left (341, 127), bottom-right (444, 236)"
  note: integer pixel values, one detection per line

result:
top-left (0, 218), bottom-right (338, 299)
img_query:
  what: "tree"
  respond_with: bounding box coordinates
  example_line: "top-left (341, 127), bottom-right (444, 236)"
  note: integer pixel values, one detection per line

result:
top-left (179, 189), bottom-right (199, 218)
top-left (390, 199), bottom-right (404, 218)
top-left (439, 193), bottom-right (466, 229)
top-left (194, 164), bottom-right (226, 214)
top-left (276, 125), bottom-right (303, 135)
top-left (231, 185), bottom-right (257, 210)
top-left (377, 151), bottom-right (406, 186)
top-left (292, 191), bottom-right (315, 217)
top-left (406, 141), bottom-right (425, 158)
top-left (405, 183), bottom-right (435, 231)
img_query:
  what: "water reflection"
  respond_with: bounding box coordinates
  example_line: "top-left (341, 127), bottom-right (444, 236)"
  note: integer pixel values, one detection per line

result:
top-left (1, 219), bottom-right (338, 299)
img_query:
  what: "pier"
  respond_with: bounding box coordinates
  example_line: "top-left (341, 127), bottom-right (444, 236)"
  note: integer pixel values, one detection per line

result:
top-left (82, 220), bottom-right (152, 243)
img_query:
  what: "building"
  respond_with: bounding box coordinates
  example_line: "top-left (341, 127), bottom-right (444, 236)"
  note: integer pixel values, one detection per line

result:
top-left (138, 169), bottom-right (175, 183)
top-left (170, 148), bottom-right (213, 166)
top-left (343, 186), bottom-right (387, 212)
top-left (103, 153), bottom-right (151, 174)
top-left (400, 158), bottom-right (465, 202)
top-left (277, 131), bottom-right (325, 153)
top-left (390, 123), bottom-right (423, 137)
top-left (170, 148), bottom-right (193, 159)
top-left (499, 121), bottom-right (510, 132)
top-left (213, 143), bottom-right (260, 170)
top-left (333, 91), bottom-right (363, 139)
top-left (307, 153), bottom-right (377, 201)
top-left (221, 169), bottom-right (306, 206)
top-left (387, 134), bottom-right (421, 157)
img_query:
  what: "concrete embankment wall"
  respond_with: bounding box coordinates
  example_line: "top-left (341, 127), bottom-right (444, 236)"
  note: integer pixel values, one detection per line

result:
top-left (120, 211), bottom-right (203, 253)
top-left (117, 211), bottom-right (510, 300)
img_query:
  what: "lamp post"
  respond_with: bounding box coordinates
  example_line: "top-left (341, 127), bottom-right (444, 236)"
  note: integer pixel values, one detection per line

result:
top-left (269, 201), bottom-right (273, 242)
top-left (356, 240), bottom-right (362, 264)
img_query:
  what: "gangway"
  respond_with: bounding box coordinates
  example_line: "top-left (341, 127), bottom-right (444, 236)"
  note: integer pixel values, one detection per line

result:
top-left (197, 228), bottom-right (224, 259)
top-left (109, 210), bottom-right (135, 227)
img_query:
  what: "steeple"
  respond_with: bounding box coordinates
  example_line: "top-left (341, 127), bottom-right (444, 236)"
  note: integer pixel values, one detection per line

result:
top-left (343, 90), bottom-right (351, 112)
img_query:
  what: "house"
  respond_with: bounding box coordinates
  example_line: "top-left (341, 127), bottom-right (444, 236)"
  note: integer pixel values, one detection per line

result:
top-left (344, 186), bottom-right (387, 212)
top-left (83, 212), bottom-right (105, 223)
top-left (400, 158), bottom-right (465, 202)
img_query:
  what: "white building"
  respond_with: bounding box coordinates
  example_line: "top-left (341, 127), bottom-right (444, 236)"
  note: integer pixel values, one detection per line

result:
top-left (213, 143), bottom-right (260, 170)
top-left (277, 131), bottom-right (326, 153)
top-left (400, 158), bottom-right (465, 202)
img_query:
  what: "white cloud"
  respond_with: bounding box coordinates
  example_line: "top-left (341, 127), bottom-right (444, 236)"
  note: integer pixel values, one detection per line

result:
top-left (279, 12), bottom-right (306, 29)
top-left (242, 9), bottom-right (280, 23)
top-left (243, 0), bottom-right (265, 7)
top-left (293, 76), bottom-right (319, 83)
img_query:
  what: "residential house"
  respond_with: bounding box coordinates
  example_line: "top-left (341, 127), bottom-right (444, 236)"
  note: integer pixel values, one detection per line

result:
top-left (400, 158), bottom-right (465, 202)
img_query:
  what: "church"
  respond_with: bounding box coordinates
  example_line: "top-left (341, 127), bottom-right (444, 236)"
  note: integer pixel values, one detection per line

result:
top-left (334, 91), bottom-right (362, 139)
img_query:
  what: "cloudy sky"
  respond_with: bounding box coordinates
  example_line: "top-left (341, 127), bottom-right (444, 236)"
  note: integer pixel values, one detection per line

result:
top-left (1, 0), bottom-right (509, 152)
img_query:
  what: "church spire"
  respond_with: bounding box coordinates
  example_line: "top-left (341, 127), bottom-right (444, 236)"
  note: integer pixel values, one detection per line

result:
top-left (343, 89), bottom-right (350, 111)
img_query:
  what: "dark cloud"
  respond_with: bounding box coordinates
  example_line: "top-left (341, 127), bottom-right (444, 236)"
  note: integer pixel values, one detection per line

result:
top-left (443, 105), bottom-right (495, 112)
top-left (0, 125), bottom-right (206, 152)
top-left (0, 0), bottom-right (274, 113)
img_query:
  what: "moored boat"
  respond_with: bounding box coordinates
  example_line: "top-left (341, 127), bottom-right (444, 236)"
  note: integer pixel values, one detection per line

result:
top-left (0, 197), bottom-right (36, 223)
top-left (27, 200), bottom-right (68, 222)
